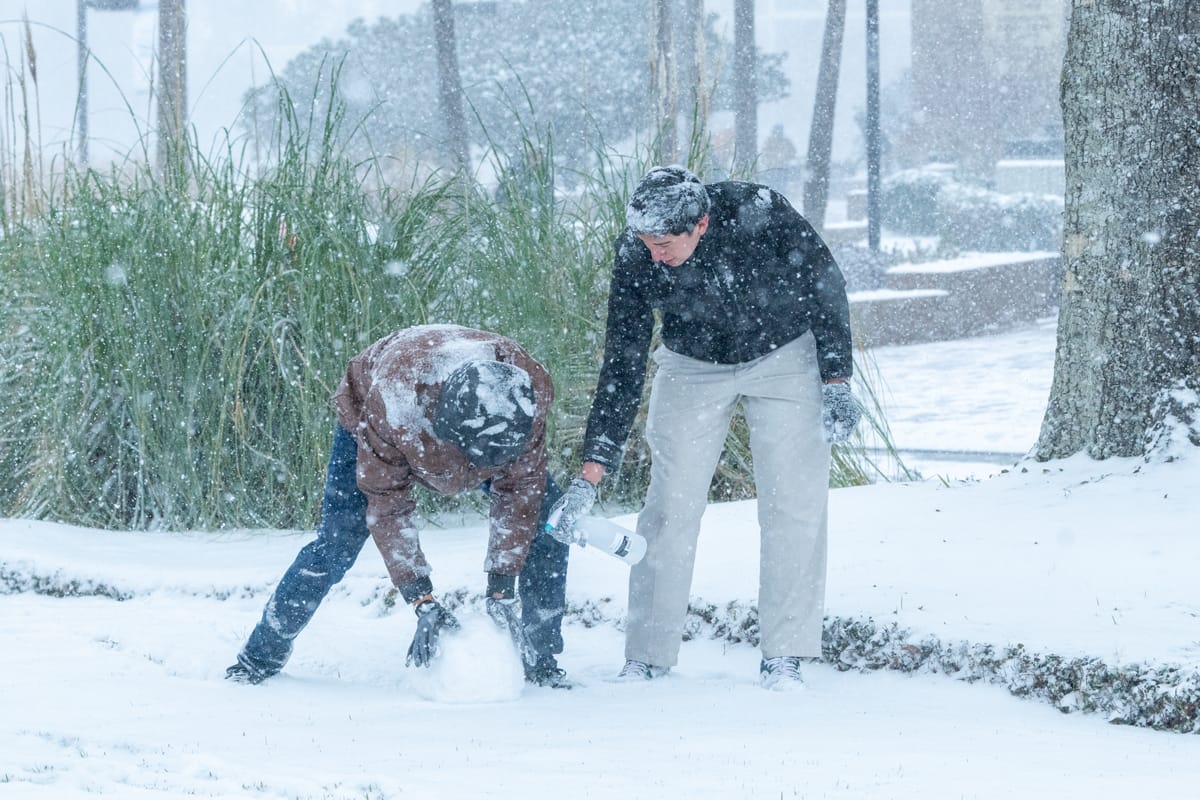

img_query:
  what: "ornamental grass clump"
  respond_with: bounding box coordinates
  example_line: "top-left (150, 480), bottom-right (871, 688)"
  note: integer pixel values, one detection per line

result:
top-left (0, 64), bottom-right (901, 531)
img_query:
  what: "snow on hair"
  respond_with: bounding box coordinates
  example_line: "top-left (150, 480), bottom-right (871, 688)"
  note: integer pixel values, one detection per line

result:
top-left (625, 165), bottom-right (710, 236)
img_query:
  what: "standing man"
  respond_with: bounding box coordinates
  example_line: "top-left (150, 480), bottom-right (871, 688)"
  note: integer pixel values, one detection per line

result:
top-left (546, 166), bottom-right (859, 689)
top-left (227, 325), bottom-right (572, 689)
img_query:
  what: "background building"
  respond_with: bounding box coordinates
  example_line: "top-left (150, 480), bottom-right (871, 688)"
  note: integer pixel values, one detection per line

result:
top-left (902, 0), bottom-right (1068, 178)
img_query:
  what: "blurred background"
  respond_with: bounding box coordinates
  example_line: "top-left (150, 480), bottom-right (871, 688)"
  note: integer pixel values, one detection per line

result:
top-left (1, 1), bottom-right (1065, 209)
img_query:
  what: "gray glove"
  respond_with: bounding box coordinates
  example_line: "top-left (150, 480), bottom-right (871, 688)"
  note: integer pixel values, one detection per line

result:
top-left (821, 382), bottom-right (861, 444)
top-left (485, 596), bottom-right (539, 669)
top-left (543, 477), bottom-right (597, 544)
top-left (405, 601), bottom-right (460, 668)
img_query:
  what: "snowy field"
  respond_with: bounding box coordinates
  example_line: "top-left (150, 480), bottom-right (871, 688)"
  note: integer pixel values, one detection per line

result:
top-left (867, 315), bottom-right (1058, 480)
top-left (4, 318), bottom-right (1200, 799)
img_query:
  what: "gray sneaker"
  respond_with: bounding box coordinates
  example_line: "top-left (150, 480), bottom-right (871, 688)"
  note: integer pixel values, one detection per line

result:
top-left (616, 659), bottom-right (670, 681)
top-left (759, 656), bottom-right (805, 690)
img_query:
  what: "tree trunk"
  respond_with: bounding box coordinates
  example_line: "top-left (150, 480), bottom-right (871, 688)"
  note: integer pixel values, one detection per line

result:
top-left (803, 0), bottom-right (846, 231)
top-left (676, 0), bottom-right (708, 165)
top-left (1036, 1), bottom-right (1200, 461)
top-left (864, 0), bottom-right (881, 252)
top-left (733, 0), bottom-right (757, 176)
top-left (650, 0), bottom-right (677, 164)
top-left (156, 0), bottom-right (187, 179)
top-left (431, 0), bottom-right (469, 174)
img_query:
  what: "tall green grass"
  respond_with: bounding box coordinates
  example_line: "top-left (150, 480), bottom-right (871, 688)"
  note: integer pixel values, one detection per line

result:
top-left (1, 79), bottom-right (469, 529)
top-left (0, 64), bottom-right (900, 533)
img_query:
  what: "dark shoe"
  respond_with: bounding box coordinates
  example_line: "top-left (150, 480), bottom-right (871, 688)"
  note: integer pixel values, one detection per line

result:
top-left (525, 655), bottom-right (573, 689)
top-left (225, 659), bottom-right (274, 685)
top-left (616, 659), bottom-right (670, 681)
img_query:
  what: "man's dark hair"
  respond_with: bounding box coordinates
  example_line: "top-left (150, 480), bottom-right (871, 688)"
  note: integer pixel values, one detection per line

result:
top-left (625, 165), bottom-right (711, 236)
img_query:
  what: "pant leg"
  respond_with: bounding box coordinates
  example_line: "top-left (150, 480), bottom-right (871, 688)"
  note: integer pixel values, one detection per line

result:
top-left (738, 334), bottom-right (830, 659)
top-left (519, 474), bottom-right (569, 655)
top-left (625, 348), bottom-right (739, 668)
top-left (238, 425), bottom-right (371, 675)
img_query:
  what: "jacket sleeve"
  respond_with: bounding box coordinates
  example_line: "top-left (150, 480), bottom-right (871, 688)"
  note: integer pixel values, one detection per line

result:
top-left (354, 423), bottom-right (432, 602)
top-left (581, 234), bottom-right (657, 470)
top-left (775, 194), bottom-right (854, 382)
top-left (335, 363), bottom-right (432, 602)
top-left (483, 422), bottom-right (547, 577)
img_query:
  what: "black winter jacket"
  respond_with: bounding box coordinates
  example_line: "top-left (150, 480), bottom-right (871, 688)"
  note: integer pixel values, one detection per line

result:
top-left (581, 181), bottom-right (853, 470)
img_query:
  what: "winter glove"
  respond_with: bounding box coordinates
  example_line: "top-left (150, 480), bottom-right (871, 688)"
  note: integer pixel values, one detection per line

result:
top-left (821, 382), bottom-right (862, 444)
top-left (486, 596), bottom-right (540, 669)
top-left (405, 600), bottom-right (461, 668)
top-left (543, 477), bottom-right (598, 544)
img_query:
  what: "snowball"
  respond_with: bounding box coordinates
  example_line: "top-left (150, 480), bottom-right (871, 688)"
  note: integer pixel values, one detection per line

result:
top-left (405, 614), bottom-right (525, 704)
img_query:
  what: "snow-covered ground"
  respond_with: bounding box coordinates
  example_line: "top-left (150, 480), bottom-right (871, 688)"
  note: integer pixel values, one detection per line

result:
top-left (4, 319), bottom-right (1200, 799)
top-left (869, 315), bottom-right (1058, 478)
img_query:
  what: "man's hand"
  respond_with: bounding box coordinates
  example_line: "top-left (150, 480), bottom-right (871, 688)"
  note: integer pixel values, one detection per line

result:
top-left (544, 477), bottom-right (598, 544)
top-left (821, 382), bottom-right (862, 444)
top-left (405, 600), bottom-right (460, 668)
top-left (486, 596), bottom-right (539, 668)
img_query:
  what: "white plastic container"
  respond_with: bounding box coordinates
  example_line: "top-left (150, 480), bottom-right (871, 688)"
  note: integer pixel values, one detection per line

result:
top-left (575, 517), bottom-right (648, 565)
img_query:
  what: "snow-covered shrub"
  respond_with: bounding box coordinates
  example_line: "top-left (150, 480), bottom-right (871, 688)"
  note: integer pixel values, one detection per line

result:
top-left (882, 167), bottom-right (1063, 252)
top-left (881, 168), bottom-right (950, 235)
top-left (666, 603), bottom-right (1200, 733)
top-left (830, 244), bottom-right (893, 292)
top-left (819, 616), bottom-right (1200, 733)
top-left (937, 181), bottom-right (1064, 251)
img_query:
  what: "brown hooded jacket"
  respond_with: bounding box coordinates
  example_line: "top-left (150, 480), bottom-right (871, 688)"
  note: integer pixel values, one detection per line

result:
top-left (331, 325), bottom-right (553, 601)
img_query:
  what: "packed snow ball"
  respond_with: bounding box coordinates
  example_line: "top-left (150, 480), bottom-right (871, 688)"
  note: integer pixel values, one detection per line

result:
top-left (625, 165), bottom-right (711, 236)
top-left (405, 614), bottom-right (525, 703)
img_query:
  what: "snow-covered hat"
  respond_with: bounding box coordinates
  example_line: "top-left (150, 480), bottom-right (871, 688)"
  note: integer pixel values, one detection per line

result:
top-left (432, 360), bottom-right (536, 468)
top-left (626, 165), bottom-right (711, 236)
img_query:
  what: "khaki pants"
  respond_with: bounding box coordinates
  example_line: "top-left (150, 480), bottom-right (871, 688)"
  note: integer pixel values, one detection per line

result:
top-left (626, 333), bottom-right (830, 666)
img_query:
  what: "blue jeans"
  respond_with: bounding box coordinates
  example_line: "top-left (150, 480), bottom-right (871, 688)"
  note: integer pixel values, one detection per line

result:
top-left (237, 425), bottom-right (569, 677)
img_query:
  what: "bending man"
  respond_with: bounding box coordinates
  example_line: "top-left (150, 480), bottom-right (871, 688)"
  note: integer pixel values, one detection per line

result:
top-left (227, 324), bottom-right (571, 688)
